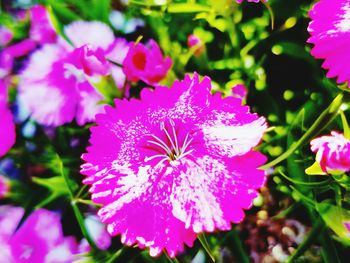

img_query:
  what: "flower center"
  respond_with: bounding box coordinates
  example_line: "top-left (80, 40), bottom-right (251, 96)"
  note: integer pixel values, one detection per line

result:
top-left (145, 119), bottom-right (193, 167)
top-left (132, 51), bottom-right (147, 70)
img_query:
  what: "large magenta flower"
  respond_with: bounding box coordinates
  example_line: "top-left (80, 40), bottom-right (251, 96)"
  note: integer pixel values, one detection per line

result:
top-left (19, 21), bottom-right (126, 126)
top-left (0, 206), bottom-right (78, 262)
top-left (81, 73), bottom-right (268, 257)
top-left (123, 40), bottom-right (172, 85)
top-left (0, 80), bottom-right (15, 157)
top-left (310, 131), bottom-right (350, 174)
top-left (308, 0), bottom-right (350, 84)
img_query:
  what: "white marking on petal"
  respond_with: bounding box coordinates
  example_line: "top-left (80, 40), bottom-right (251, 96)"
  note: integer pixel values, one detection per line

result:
top-left (202, 117), bottom-right (267, 157)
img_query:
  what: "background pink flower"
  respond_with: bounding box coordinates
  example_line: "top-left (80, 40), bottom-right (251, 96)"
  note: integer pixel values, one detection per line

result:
top-left (310, 131), bottom-right (350, 174)
top-left (81, 73), bottom-right (267, 257)
top-left (0, 207), bottom-right (78, 262)
top-left (232, 84), bottom-right (248, 102)
top-left (18, 21), bottom-right (124, 126)
top-left (187, 34), bottom-right (205, 57)
top-left (29, 5), bottom-right (57, 45)
top-left (0, 26), bottom-right (13, 46)
top-left (122, 39), bottom-right (172, 85)
top-left (308, 0), bottom-right (350, 84)
top-left (0, 80), bottom-right (15, 157)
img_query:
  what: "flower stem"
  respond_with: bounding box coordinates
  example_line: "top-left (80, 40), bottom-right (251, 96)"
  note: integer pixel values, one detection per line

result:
top-left (105, 248), bottom-right (124, 263)
top-left (260, 92), bottom-right (350, 170)
top-left (56, 154), bottom-right (98, 251)
top-left (230, 228), bottom-right (250, 263)
top-left (198, 233), bottom-right (215, 262)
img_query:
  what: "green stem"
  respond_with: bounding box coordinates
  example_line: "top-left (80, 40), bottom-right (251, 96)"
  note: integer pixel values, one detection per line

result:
top-left (278, 170), bottom-right (331, 187)
top-left (57, 154), bottom-right (98, 251)
top-left (260, 93), bottom-right (350, 170)
top-left (105, 248), bottom-right (124, 263)
top-left (225, 14), bottom-right (240, 58)
top-left (165, 252), bottom-right (180, 263)
top-left (198, 233), bottom-right (215, 262)
top-left (230, 228), bottom-right (250, 263)
top-left (319, 229), bottom-right (340, 263)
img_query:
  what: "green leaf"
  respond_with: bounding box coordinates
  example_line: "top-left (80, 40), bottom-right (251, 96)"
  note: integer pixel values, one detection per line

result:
top-left (305, 161), bottom-right (327, 175)
top-left (167, 3), bottom-right (211, 13)
top-left (316, 202), bottom-right (350, 240)
top-left (340, 111), bottom-right (350, 140)
top-left (90, 0), bottom-right (111, 23)
top-left (48, 1), bottom-right (81, 23)
top-left (32, 175), bottom-right (72, 195)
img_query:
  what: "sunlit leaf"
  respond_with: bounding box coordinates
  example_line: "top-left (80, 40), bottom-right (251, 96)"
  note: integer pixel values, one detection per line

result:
top-left (305, 161), bottom-right (327, 175)
top-left (317, 202), bottom-right (350, 241)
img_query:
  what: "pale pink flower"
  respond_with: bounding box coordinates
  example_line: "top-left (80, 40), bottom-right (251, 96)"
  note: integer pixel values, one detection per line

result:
top-left (345, 222), bottom-right (350, 236)
top-left (310, 131), bottom-right (350, 174)
top-left (308, 0), bottom-right (350, 84)
top-left (122, 40), bottom-right (172, 85)
top-left (81, 73), bottom-right (267, 257)
top-left (79, 215), bottom-right (111, 252)
top-left (0, 206), bottom-right (24, 262)
top-left (0, 80), bottom-right (15, 157)
top-left (106, 38), bottom-right (129, 89)
top-left (29, 5), bottom-right (57, 45)
top-left (18, 21), bottom-right (123, 126)
top-left (0, 26), bottom-right (13, 46)
top-left (0, 207), bottom-right (78, 262)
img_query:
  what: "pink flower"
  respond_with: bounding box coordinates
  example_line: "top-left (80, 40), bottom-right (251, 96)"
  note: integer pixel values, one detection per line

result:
top-left (18, 21), bottom-right (123, 126)
top-left (310, 131), bottom-right (350, 174)
top-left (29, 5), bottom-right (57, 45)
top-left (187, 34), bottom-right (205, 57)
top-left (0, 207), bottom-right (78, 262)
top-left (81, 73), bottom-right (268, 257)
top-left (232, 84), bottom-right (248, 102)
top-left (308, 0), bottom-right (350, 84)
top-left (345, 222), bottom-right (350, 236)
top-left (0, 80), bottom-right (15, 157)
top-left (123, 40), bottom-right (172, 85)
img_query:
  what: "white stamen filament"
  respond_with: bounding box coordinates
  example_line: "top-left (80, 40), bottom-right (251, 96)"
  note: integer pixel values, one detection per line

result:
top-left (161, 121), bottom-right (180, 156)
top-left (145, 119), bottom-right (194, 166)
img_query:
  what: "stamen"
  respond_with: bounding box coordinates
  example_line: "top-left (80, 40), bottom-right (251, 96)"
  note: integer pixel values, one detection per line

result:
top-left (177, 149), bottom-right (194, 161)
top-left (161, 121), bottom-right (179, 156)
top-left (181, 133), bottom-right (193, 155)
top-left (154, 156), bottom-right (170, 169)
top-left (148, 134), bottom-right (172, 154)
top-left (145, 154), bottom-right (168, 162)
top-left (146, 119), bottom-right (194, 165)
top-left (169, 119), bottom-right (180, 156)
